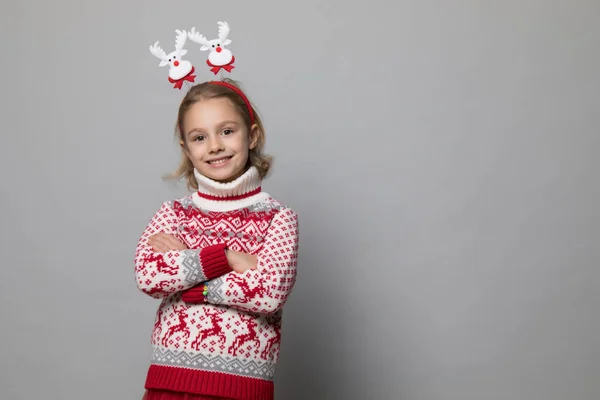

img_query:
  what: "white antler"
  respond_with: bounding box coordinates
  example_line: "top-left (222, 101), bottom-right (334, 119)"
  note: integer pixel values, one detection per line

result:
top-left (188, 27), bottom-right (209, 47)
top-left (149, 41), bottom-right (168, 66)
top-left (175, 29), bottom-right (187, 52)
top-left (217, 21), bottom-right (230, 43)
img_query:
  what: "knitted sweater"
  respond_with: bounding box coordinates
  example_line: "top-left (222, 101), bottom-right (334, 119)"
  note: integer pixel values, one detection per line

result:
top-left (134, 167), bottom-right (299, 400)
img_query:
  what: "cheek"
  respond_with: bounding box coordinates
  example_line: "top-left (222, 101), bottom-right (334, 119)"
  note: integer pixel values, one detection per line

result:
top-left (236, 135), bottom-right (250, 152)
top-left (185, 144), bottom-right (202, 159)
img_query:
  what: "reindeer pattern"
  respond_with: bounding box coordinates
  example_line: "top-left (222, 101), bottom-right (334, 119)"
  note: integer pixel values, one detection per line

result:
top-left (153, 298), bottom-right (282, 361)
top-left (161, 304), bottom-right (191, 347)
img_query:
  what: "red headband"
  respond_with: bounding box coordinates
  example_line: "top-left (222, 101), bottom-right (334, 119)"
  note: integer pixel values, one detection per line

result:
top-left (209, 81), bottom-right (255, 126)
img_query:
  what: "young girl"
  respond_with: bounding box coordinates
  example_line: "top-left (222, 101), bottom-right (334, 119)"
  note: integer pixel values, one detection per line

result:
top-left (135, 79), bottom-right (299, 400)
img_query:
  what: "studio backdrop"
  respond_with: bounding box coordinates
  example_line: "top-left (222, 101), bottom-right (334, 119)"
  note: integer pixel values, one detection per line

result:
top-left (1, 1), bottom-right (599, 399)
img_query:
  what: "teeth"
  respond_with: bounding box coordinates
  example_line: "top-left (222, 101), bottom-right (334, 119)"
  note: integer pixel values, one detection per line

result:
top-left (209, 158), bottom-right (229, 165)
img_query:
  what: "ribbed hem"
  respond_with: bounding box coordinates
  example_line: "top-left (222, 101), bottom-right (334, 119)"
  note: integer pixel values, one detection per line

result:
top-left (145, 365), bottom-right (274, 400)
top-left (145, 388), bottom-right (235, 399)
top-left (200, 243), bottom-right (230, 280)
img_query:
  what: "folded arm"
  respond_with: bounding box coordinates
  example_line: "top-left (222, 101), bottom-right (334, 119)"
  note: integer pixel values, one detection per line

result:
top-left (134, 202), bottom-right (231, 299)
top-left (182, 207), bottom-right (299, 314)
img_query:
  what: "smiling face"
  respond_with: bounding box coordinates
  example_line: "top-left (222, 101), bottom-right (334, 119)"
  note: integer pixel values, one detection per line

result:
top-left (181, 97), bottom-right (259, 183)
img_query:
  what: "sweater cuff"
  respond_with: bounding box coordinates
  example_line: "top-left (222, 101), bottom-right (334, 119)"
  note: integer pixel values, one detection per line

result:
top-left (181, 284), bottom-right (208, 304)
top-left (200, 243), bottom-right (230, 280)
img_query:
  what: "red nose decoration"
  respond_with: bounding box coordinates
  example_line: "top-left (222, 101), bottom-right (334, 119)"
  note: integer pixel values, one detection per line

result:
top-left (174, 60), bottom-right (180, 66)
top-left (216, 47), bottom-right (222, 53)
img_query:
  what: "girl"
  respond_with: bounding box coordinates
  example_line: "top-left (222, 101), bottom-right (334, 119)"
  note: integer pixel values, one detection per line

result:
top-left (135, 79), bottom-right (299, 400)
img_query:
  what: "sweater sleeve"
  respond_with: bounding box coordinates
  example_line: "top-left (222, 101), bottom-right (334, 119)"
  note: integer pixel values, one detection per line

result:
top-left (182, 207), bottom-right (299, 314)
top-left (134, 202), bottom-right (232, 299)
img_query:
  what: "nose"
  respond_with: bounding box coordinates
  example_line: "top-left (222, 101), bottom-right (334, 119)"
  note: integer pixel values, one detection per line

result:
top-left (174, 60), bottom-right (180, 66)
top-left (216, 47), bottom-right (222, 53)
top-left (208, 136), bottom-right (224, 152)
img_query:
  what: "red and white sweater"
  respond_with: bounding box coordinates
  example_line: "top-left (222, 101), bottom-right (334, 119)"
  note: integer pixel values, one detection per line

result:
top-left (134, 167), bottom-right (299, 400)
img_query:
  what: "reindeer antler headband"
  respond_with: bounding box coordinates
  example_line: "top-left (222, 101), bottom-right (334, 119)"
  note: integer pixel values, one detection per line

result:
top-left (149, 29), bottom-right (196, 90)
top-left (188, 21), bottom-right (236, 77)
top-left (149, 21), bottom-right (254, 125)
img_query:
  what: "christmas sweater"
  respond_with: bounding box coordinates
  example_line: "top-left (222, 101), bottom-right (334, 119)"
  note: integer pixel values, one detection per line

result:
top-left (134, 167), bottom-right (299, 400)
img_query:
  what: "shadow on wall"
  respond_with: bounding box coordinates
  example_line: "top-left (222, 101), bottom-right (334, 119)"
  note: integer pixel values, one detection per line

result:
top-left (273, 225), bottom-right (340, 399)
top-left (271, 183), bottom-right (378, 399)
top-left (269, 171), bottom-right (418, 399)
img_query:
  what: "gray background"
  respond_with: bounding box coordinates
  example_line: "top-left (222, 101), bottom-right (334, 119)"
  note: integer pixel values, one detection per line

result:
top-left (1, 0), bottom-right (599, 399)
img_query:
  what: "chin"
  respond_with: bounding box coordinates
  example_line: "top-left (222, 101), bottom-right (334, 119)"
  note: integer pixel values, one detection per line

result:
top-left (200, 166), bottom-right (244, 183)
top-left (202, 170), bottom-right (230, 182)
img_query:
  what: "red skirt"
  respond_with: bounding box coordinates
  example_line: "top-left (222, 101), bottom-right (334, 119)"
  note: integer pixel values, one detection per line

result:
top-left (143, 389), bottom-right (234, 400)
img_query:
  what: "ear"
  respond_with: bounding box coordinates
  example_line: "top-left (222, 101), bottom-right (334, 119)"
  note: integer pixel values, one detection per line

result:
top-left (180, 140), bottom-right (191, 156)
top-left (159, 60), bottom-right (168, 67)
top-left (249, 124), bottom-right (260, 150)
top-left (180, 49), bottom-right (188, 56)
top-left (224, 39), bottom-right (232, 45)
top-left (200, 46), bottom-right (209, 51)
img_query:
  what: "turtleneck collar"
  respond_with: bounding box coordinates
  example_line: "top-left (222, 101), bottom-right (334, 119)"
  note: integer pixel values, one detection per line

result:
top-left (193, 166), bottom-right (262, 201)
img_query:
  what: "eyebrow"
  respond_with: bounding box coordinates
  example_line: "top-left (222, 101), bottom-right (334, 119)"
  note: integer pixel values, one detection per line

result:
top-left (186, 120), bottom-right (241, 137)
top-left (218, 120), bottom-right (241, 128)
top-left (187, 128), bottom-right (203, 137)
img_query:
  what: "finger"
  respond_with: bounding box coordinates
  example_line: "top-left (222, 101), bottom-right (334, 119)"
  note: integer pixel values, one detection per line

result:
top-left (151, 233), bottom-right (170, 242)
top-left (150, 233), bottom-right (186, 251)
top-left (152, 233), bottom-right (176, 246)
top-left (152, 243), bottom-right (167, 253)
top-left (148, 238), bottom-right (159, 252)
top-left (151, 237), bottom-right (172, 253)
top-left (148, 234), bottom-right (166, 248)
top-left (166, 233), bottom-right (187, 248)
top-left (163, 235), bottom-right (188, 250)
top-left (148, 237), bottom-right (159, 249)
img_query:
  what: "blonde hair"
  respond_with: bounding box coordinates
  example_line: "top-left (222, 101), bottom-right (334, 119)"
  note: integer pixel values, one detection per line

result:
top-left (164, 79), bottom-right (272, 191)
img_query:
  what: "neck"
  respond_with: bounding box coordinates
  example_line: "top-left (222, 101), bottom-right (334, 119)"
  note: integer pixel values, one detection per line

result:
top-left (193, 166), bottom-right (261, 201)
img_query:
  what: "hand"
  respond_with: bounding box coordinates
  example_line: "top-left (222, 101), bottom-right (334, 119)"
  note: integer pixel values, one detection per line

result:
top-left (148, 233), bottom-right (188, 253)
top-left (226, 249), bottom-right (257, 274)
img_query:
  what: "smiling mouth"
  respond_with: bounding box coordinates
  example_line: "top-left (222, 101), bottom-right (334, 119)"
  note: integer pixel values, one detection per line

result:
top-left (207, 156), bottom-right (233, 165)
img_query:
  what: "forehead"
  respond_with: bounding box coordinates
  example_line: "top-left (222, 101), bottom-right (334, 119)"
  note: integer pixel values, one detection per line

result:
top-left (184, 97), bottom-right (243, 127)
